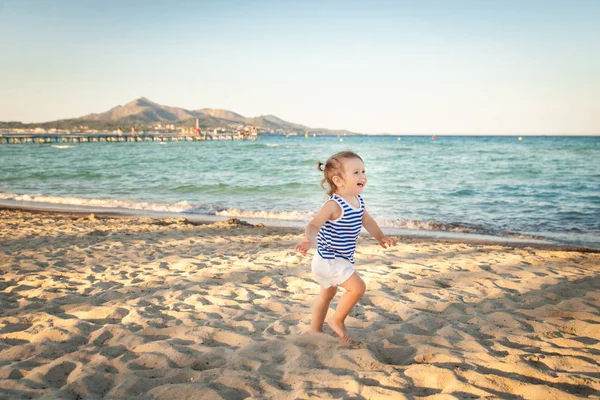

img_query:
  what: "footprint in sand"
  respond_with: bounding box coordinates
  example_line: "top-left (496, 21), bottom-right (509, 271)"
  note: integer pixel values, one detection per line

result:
top-left (43, 361), bottom-right (77, 388)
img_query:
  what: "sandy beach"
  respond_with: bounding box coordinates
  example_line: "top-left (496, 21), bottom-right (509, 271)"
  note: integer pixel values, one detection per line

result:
top-left (0, 208), bottom-right (599, 399)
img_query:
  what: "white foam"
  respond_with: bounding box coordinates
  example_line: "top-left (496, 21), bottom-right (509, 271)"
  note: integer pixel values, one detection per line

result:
top-left (51, 145), bottom-right (75, 149)
top-left (215, 209), bottom-right (471, 232)
top-left (216, 208), bottom-right (314, 221)
top-left (0, 192), bottom-right (195, 213)
top-left (374, 216), bottom-right (473, 232)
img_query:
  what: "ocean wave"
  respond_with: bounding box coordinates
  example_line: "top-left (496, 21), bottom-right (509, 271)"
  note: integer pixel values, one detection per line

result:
top-left (216, 208), bottom-right (315, 221)
top-left (374, 216), bottom-right (544, 240)
top-left (0, 192), bottom-right (203, 214)
top-left (447, 188), bottom-right (477, 197)
top-left (241, 143), bottom-right (273, 149)
top-left (374, 217), bottom-right (474, 233)
top-left (215, 208), bottom-right (488, 235)
top-left (169, 183), bottom-right (228, 194)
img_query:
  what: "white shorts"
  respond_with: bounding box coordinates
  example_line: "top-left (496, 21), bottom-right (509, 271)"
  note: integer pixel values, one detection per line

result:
top-left (311, 253), bottom-right (355, 288)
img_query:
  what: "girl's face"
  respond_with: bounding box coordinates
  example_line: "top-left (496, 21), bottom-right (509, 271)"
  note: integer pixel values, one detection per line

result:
top-left (335, 157), bottom-right (367, 196)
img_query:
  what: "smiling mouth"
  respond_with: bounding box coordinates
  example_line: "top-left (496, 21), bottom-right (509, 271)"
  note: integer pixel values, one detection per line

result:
top-left (357, 183), bottom-right (365, 187)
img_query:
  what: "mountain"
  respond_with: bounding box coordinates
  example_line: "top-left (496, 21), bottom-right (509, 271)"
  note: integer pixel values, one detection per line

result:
top-left (248, 115), bottom-right (310, 132)
top-left (80, 97), bottom-right (196, 122)
top-left (197, 108), bottom-right (246, 123)
top-left (0, 98), bottom-right (357, 135)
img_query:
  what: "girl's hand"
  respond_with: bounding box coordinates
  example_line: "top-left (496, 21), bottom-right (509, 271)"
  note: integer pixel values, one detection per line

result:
top-left (295, 237), bottom-right (312, 256)
top-left (378, 236), bottom-right (397, 248)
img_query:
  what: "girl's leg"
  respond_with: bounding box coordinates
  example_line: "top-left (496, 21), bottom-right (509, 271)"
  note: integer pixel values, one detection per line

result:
top-left (328, 272), bottom-right (366, 343)
top-left (309, 285), bottom-right (337, 333)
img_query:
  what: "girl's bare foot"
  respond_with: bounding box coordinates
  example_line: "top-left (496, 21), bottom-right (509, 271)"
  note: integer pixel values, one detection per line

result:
top-left (327, 319), bottom-right (351, 343)
top-left (306, 328), bottom-right (326, 335)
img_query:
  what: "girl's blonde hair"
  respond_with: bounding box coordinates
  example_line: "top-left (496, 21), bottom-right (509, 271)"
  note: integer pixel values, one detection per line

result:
top-left (317, 151), bottom-right (363, 196)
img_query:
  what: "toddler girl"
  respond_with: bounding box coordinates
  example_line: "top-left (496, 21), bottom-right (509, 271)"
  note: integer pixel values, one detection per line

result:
top-left (295, 151), bottom-right (396, 342)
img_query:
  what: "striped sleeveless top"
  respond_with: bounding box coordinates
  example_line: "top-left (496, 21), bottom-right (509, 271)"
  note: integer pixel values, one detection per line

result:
top-left (317, 194), bottom-right (365, 264)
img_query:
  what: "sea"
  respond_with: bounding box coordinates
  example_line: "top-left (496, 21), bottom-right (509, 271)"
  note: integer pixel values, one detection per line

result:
top-left (1, 135), bottom-right (599, 248)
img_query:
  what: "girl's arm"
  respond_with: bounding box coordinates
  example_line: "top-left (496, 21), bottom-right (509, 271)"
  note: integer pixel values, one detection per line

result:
top-left (363, 208), bottom-right (397, 248)
top-left (295, 201), bottom-right (341, 256)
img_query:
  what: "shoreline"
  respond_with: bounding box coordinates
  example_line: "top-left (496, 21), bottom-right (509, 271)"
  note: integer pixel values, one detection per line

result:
top-left (2, 203), bottom-right (598, 254)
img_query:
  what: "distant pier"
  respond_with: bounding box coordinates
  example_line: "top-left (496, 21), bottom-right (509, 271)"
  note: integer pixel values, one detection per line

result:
top-left (0, 133), bottom-right (256, 144)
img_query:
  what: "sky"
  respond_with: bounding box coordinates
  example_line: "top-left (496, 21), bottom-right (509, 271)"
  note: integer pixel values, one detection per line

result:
top-left (0, 0), bottom-right (599, 134)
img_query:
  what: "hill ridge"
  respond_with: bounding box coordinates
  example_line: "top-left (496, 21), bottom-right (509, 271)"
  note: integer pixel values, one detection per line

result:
top-left (1, 97), bottom-right (357, 135)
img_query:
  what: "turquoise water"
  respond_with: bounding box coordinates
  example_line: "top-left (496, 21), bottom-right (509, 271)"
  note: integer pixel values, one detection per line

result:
top-left (1, 135), bottom-right (599, 247)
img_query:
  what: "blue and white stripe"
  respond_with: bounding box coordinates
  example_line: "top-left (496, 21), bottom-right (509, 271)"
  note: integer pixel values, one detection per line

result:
top-left (317, 194), bottom-right (364, 264)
